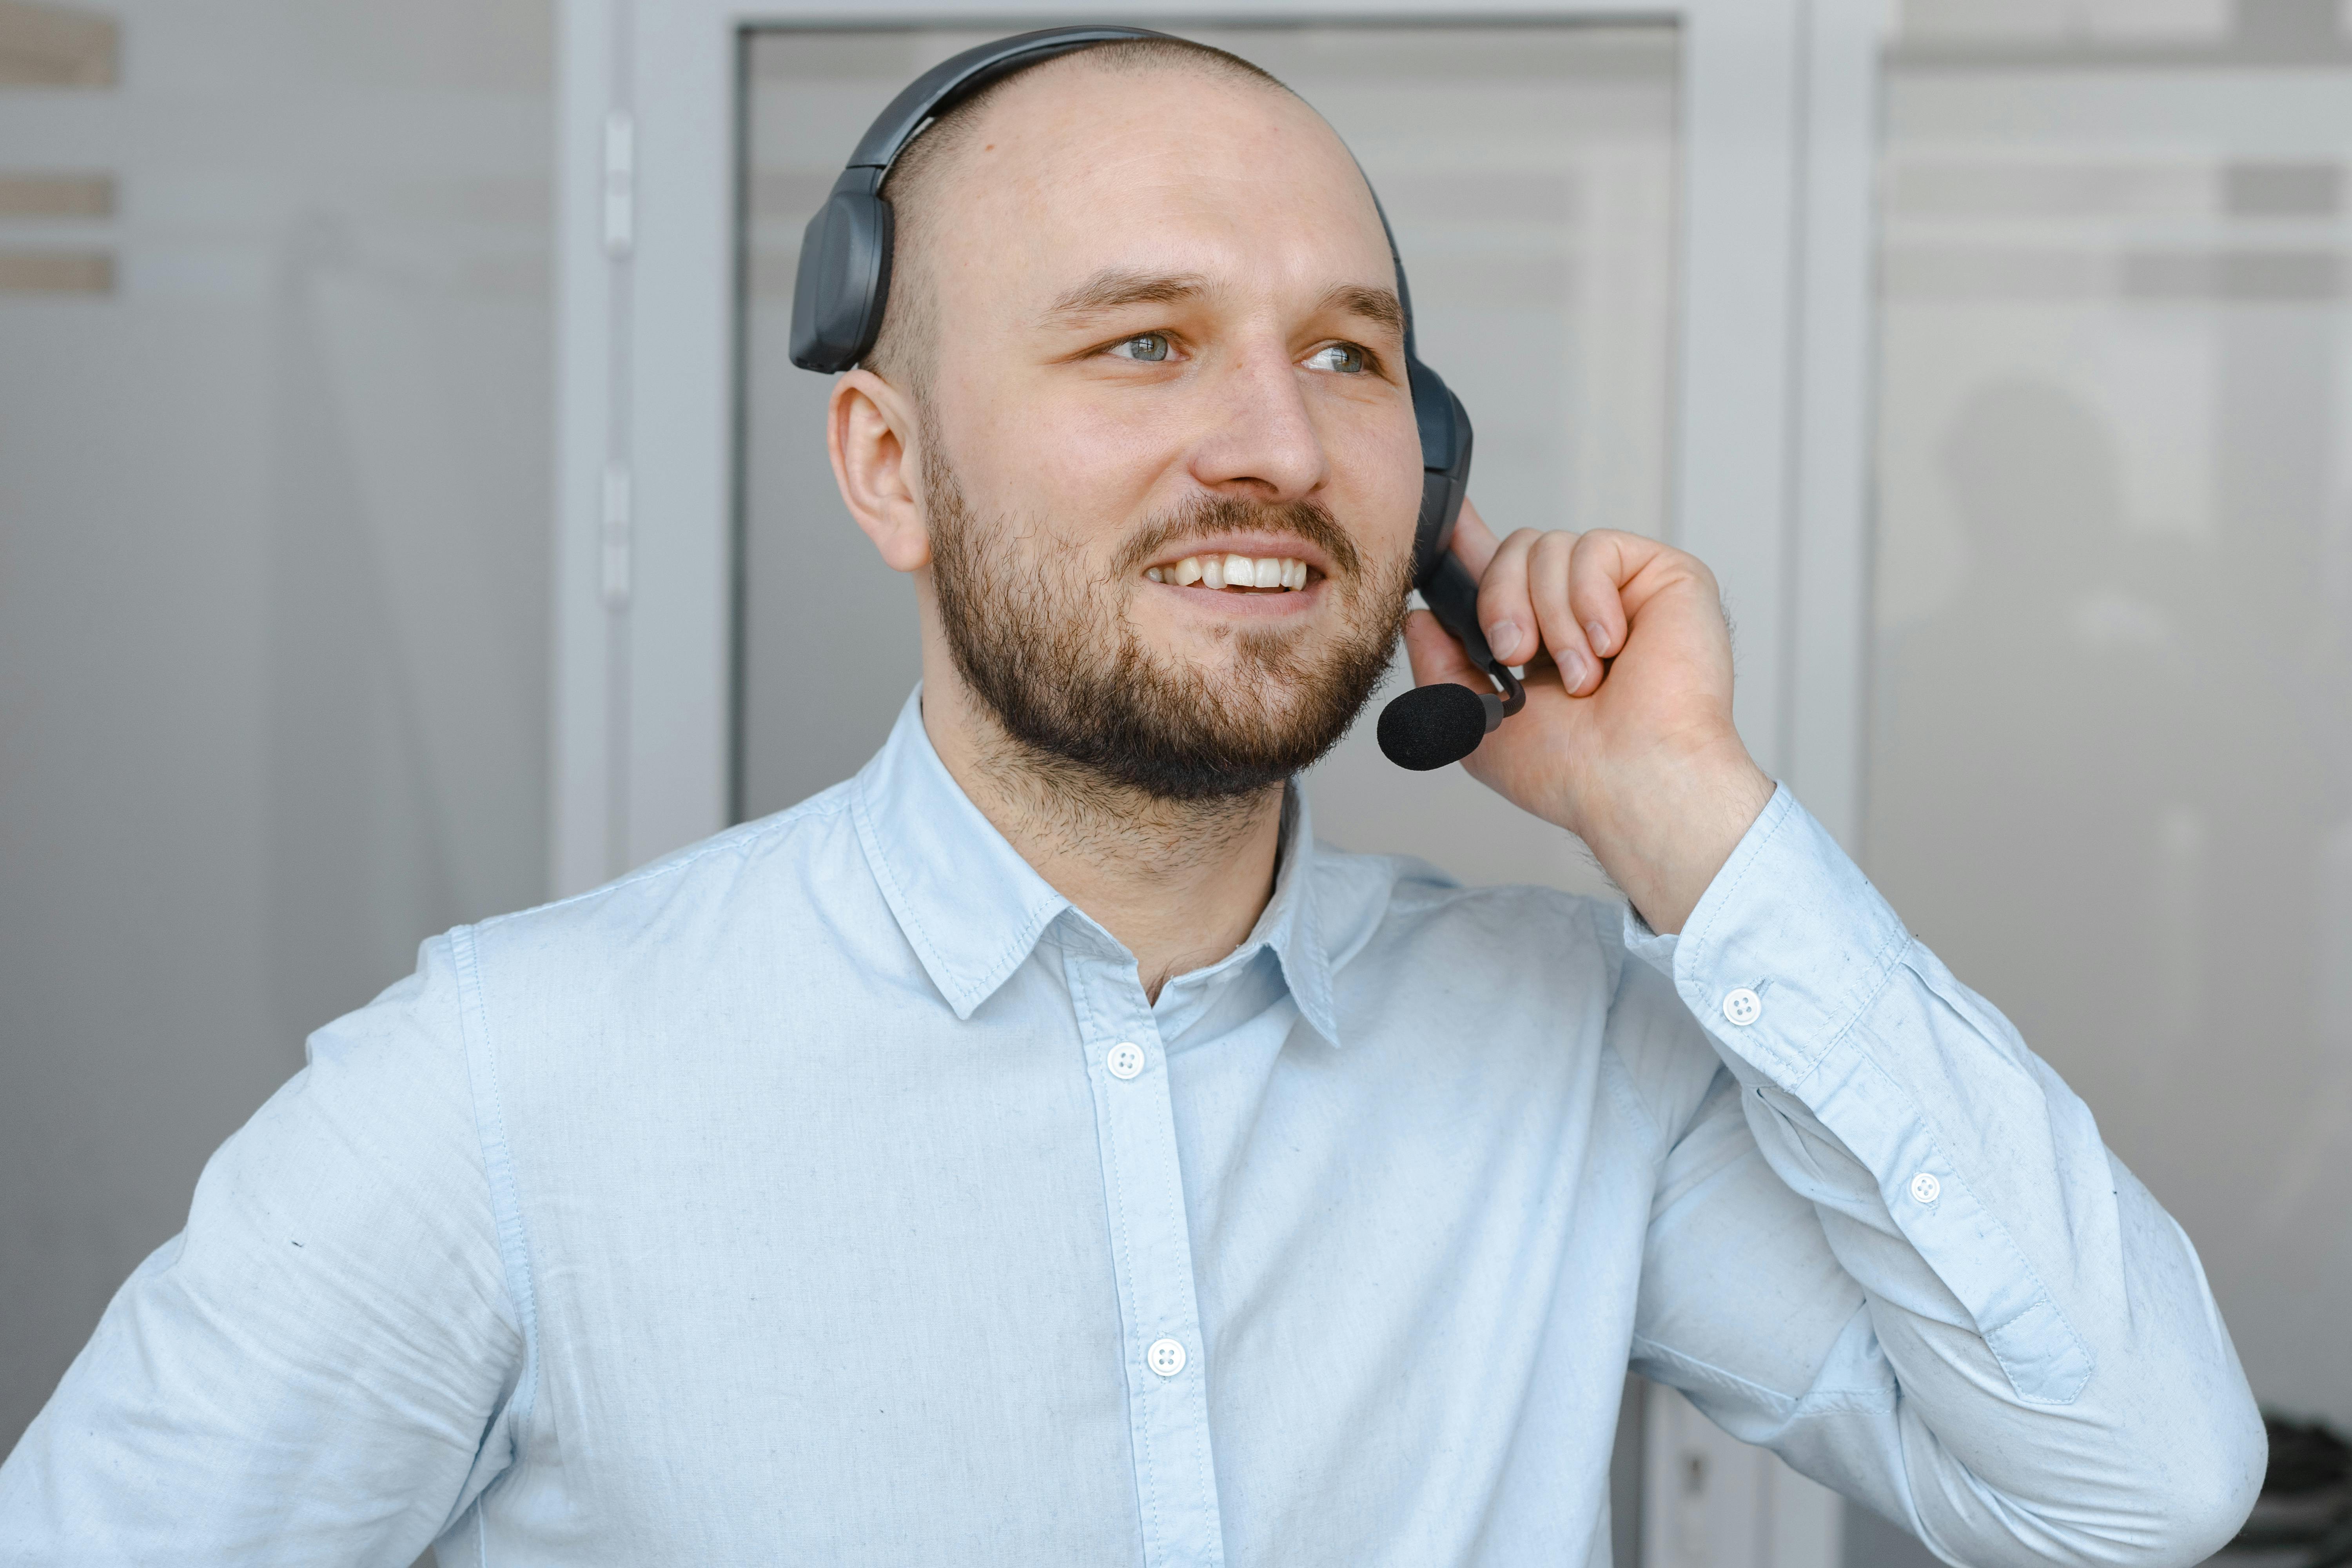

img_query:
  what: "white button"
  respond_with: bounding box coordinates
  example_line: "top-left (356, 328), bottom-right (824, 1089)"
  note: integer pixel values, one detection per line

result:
top-left (1147, 1338), bottom-right (1187, 1377)
top-left (1722, 987), bottom-right (1763, 1027)
top-left (1909, 1172), bottom-right (1941, 1205)
top-left (1106, 1042), bottom-right (1146, 1080)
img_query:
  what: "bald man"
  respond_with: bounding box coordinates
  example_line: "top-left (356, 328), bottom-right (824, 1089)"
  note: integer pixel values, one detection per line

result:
top-left (0, 35), bottom-right (2262, 1568)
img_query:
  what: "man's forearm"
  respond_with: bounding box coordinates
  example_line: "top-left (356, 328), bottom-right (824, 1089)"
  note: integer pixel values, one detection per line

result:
top-left (1629, 787), bottom-right (2264, 1566)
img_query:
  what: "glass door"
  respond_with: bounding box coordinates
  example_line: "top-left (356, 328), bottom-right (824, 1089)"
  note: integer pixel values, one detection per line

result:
top-left (557, 0), bottom-right (1849, 897)
top-left (1, 0), bottom-right (554, 1477)
top-left (1863, 0), bottom-right (2352, 1496)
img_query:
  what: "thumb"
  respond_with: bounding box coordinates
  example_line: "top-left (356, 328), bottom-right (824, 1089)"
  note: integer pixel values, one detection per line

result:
top-left (1403, 607), bottom-right (1485, 690)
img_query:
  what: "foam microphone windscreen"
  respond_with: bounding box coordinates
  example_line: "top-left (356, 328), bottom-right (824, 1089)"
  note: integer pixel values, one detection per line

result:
top-left (1376, 682), bottom-right (1489, 771)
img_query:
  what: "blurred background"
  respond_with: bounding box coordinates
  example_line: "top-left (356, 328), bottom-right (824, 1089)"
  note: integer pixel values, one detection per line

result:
top-left (4, 2), bottom-right (2350, 1564)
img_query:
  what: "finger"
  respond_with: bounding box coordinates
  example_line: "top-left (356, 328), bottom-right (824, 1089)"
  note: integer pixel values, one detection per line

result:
top-left (1472, 528), bottom-right (1541, 665)
top-left (1448, 495), bottom-right (1503, 577)
top-left (1526, 531), bottom-right (1601, 695)
top-left (1402, 606), bottom-right (1486, 689)
top-left (1566, 529), bottom-right (1666, 658)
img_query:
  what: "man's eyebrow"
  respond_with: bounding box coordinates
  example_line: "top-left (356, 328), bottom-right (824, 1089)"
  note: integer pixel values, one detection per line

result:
top-left (1319, 283), bottom-right (1405, 339)
top-left (1040, 269), bottom-right (1209, 325)
top-left (1035, 270), bottom-right (1406, 338)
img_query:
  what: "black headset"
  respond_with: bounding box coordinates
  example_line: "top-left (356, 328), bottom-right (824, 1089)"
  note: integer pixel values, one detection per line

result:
top-left (788, 25), bottom-right (1524, 771)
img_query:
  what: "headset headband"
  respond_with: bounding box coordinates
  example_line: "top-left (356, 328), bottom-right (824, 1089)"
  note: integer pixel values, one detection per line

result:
top-left (789, 26), bottom-right (1437, 370)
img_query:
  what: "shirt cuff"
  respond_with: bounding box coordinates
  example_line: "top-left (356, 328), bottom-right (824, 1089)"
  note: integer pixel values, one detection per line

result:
top-left (1620, 783), bottom-right (1910, 1086)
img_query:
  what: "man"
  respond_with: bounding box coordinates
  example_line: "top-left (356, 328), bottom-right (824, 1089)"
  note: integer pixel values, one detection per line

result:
top-left (0, 34), bottom-right (2263, 1567)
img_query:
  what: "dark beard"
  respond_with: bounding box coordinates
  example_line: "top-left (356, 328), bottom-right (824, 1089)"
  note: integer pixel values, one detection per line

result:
top-left (926, 454), bottom-right (1412, 803)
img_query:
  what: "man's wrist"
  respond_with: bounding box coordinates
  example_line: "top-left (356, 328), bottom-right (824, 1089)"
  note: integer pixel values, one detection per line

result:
top-left (1572, 737), bottom-right (1773, 935)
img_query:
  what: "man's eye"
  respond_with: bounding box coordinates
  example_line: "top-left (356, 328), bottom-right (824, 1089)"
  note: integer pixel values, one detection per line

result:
top-left (1305, 341), bottom-right (1368, 374)
top-left (1107, 333), bottom-right (1171, 363)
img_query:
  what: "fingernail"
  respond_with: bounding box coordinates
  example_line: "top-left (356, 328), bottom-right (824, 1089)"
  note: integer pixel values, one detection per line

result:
top-left (1485, 620), bottom-right (1520, 659)
top-left (1585, 620), bottom-right (1611, 656)
top-left (1561, 649), bottom-right (1588, 690)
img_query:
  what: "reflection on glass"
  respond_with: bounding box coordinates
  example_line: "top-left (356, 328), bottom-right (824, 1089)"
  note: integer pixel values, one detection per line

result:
top-left (1867, 1), bottom-right (2352, 1434)
top-left (736, 25), bottom-right (1677, 898)
top-left (0, 0), bottom-right (552, 1457)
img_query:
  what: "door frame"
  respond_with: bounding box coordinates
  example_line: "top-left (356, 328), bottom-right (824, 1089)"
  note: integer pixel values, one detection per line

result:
top-left (550, 0), bottom-right (1888, 894)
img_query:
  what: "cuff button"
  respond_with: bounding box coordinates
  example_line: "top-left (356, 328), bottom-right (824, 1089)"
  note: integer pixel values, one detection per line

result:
top-left (1722, 987), bottom-right (1763, 1026)
top-left (1909, 1172), bottom-right (1941, 1205)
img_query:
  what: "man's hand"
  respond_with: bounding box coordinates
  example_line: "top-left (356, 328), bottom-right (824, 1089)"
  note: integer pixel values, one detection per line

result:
top-left (1401, 499), bottom-right (1775, 934)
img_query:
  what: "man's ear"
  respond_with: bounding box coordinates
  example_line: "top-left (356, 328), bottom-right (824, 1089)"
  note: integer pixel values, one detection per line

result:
top-left (828, 368), bottom-right (931, 573)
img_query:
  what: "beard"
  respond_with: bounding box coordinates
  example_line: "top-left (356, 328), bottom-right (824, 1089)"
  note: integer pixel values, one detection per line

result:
top-left (925, 446), bottom-right (1414, 803)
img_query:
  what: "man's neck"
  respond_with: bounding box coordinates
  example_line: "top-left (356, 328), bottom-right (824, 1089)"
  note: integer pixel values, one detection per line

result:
top-left (920, 675), bottom-right (1285, 1002)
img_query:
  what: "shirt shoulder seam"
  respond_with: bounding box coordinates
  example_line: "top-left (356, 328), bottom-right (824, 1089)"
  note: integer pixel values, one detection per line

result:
top-left (474, 793), bottom-right (856, 934)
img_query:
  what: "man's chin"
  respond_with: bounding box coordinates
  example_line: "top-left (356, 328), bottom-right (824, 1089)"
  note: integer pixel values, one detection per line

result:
top-left (1096, 660), bottom-right (1388, 789)
top-left (1131, 652), bottom-right (1341, 731)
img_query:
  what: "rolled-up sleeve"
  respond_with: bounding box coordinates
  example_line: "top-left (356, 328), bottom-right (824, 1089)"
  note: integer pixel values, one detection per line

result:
top-left (1622, 786), bottom-right (2265, 1567)
top-left (0, 935), bottom-right (523, 1566)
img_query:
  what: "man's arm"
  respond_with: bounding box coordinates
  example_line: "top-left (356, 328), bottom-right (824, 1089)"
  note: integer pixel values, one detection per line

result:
top-left (0, 935), bottom-right (523, 1566)
top-left (1616, 788), bottom-right (2263, 1566)
top-left (1404, 503), bottom-right (2264, 1563)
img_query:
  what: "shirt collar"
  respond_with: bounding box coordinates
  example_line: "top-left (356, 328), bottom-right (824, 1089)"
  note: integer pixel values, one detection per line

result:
top-left (850, 688), bottom-right (1341, 1045)
top-left (1241, 786), bottom-right (1342, 1047)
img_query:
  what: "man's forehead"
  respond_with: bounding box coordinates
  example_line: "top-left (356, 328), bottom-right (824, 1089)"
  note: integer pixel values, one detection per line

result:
top-left (937, 57), bottom-right (1396, 310)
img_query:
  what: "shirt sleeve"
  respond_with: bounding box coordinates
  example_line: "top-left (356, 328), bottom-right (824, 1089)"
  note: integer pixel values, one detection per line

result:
top-left (0, 934), bottom-right (523, 1566)
top-left (1616, 785), bottom-right (2265, 1568)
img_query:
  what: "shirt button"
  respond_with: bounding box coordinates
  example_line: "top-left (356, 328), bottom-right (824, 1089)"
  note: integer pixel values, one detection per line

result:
top-left (1722, 987), bottom-right (1763, 1027)
top-left (1909, 1172), bottom-right (1941, 1205)
top-left (1106, 1042), bottom-right (1145, 1080)
top-left (1146, 1338), bottom-right (1187, 1377)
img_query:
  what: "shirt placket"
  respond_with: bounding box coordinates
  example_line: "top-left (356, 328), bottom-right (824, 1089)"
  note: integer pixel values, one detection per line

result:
top-left (1063, 944), bottom-right (1227, 1568)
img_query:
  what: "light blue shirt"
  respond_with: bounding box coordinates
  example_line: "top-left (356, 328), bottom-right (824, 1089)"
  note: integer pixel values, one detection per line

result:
top-left (1, 692), bottom-right (2262, 1566)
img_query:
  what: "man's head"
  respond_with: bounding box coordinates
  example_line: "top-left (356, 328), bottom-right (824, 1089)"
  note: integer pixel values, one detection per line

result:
top-left (825, 38), bottom-right (1426, 801)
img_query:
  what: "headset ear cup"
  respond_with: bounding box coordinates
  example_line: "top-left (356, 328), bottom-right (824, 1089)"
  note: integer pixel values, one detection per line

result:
top-left (1408, 380), bottom-right (1474, 587)
top-left (789, 189), bottom-right (895, 372)
top-left (1412, 468), bottom-right (1462, 586)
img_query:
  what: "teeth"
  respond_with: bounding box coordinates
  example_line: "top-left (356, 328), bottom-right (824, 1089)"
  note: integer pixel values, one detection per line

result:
top-left (1154, 553), bottom-right (1312, 592)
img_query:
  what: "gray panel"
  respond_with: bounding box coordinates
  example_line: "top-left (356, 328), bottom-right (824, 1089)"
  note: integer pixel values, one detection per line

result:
top-left (1840, 1501), bottom-right (1940, 1568)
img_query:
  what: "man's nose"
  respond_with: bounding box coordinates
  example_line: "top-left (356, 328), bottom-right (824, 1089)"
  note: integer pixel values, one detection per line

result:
top-left (1187, 341), bottom-right (1329, 503)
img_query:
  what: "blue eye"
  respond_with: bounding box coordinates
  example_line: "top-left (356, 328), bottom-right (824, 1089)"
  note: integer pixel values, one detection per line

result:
top-left (1306, 341), bottom-right (1368, 374)
top-left (1110, 333), bottom-right (1171, 363)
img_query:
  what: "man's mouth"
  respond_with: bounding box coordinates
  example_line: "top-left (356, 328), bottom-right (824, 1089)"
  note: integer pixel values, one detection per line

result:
top-left (1143, 553), bottom-right (1314, 593)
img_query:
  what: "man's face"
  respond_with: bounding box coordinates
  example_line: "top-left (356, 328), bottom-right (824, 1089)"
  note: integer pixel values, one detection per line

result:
top-left (910, 62), bottom-right (1426, 799)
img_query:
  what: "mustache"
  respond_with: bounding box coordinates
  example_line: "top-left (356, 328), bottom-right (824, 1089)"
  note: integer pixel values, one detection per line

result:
top-left (1110, 493), bottom-right (1369, 584)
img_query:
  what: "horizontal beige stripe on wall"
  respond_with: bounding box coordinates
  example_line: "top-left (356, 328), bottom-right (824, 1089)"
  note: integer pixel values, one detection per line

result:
top-left (0, 173), bottom-right (112, 218)
top-left (0, 0), bottom-right (117, 89)
top-left (1882, 246), bottom-right (2350, 303)
top-left (0, 249), bottom-right (111, 293)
